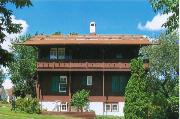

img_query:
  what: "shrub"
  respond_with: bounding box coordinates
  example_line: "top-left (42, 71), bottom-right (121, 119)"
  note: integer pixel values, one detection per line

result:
top-left (16, 95), bottom-right (40, 114)
top-left (124, 59), bottom-right (150, 119)
top-left (71, 89), bottom-right (90, 112)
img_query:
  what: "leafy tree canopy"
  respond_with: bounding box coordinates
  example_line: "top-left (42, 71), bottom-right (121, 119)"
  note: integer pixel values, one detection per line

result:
top-left (139, 33), bottom-right (179, 118)
top-left (0, 0), bottom-right (32, 66)
top-left (0, 68), bottom-right (4, 87)
top-left (149, 0), bottom-right (179, 33)
top-left (8, 35), bottom-right (37, 97)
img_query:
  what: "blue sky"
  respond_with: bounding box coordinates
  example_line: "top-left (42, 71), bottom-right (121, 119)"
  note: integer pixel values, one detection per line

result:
top-left (9, 0), bottom-right (165, 37)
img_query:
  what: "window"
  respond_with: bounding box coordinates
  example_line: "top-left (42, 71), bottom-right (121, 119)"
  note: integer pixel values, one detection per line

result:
top-left (112, 104), bottom-right (118, 112)
top-left (87, 76), bottom-right (92, 85)
top-left (58, 48), bottom-right (65, 59)
top-left (50, 48), bottom-right (57, 59)
top-left (61, 103), bottom-right (68, 111)
top-left (105, 104), bottom-right (111, 112)
top-left (104, 103), bottom-right (119, 112)
top-left (59, 76), bottom-right (67, 92)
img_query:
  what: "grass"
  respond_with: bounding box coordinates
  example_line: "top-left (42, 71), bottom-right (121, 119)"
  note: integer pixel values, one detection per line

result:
top-left (96, 115), bottom-right (124, 119)
top-left (0, 103), bottom-right (77, 119)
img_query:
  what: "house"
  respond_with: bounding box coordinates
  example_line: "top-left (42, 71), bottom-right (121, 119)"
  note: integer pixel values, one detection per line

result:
top-left (0, 86), bottom-right (7, 101)
top-left (6, 88), bottom-right (13, 102)
top-left (0, 87), bottom-right (13, 102)
top-left (19, 22), bottom-right (151, 116)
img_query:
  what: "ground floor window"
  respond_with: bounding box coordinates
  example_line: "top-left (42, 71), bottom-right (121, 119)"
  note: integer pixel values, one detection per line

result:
top-left (59, 76), bottom-right (67, 92)
top-left (104, 103), bottom-right (119, 112)
top-left (61, 102), bottom-right (68, 111)
top-left (51, 75), bottom-right (67, 93)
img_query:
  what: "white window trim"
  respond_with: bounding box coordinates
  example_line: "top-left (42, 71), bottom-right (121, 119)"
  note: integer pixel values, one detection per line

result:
top-left (60, 76), bottom-right (67, 84)
top-left (59, 76), bottom-right (67, 92)
top-left (87, 76), bottom-right (92, 86)
top-left (112, 103), bottom-right (119, 112)
top-left (60, 103), bottom-right (68, 111)
top-left (105, 104), bottom-right (111, 112)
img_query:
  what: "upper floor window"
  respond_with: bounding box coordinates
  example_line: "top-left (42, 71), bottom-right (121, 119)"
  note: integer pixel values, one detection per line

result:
top-left (58, 48), bottom-right (65, 59)
top-left (50, 48), bottom-right (57, 59)
top-left (50, 48), bottom-right (65, 60)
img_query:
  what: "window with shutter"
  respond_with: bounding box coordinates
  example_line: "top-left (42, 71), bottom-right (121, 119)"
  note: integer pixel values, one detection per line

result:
top-left (81, 76), bottom-right (87, 86)
top-left (112, 75), bottom-right (120, 93)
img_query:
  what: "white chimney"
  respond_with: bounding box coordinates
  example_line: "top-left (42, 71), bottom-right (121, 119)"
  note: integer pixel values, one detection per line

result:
top-left (90, 22), bottom-right (96, 34)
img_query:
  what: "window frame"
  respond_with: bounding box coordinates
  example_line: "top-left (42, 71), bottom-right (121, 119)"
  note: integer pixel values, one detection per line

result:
top-left (87, 76), bottom-right (92, 86)
top-left (112, 103), bottom-right (119, 112)
top-left (104, 103), bottom-right (119, 112)
top-left (58, 48), bottom-right (65, 59)
top-left (104, 104), bottom-right (111, 112)
top-left (50, 48), bottom-right (57, 60)
top-left (61, 103), bottom-right (68, 111)
top-left (59, 76), bottom-right (67, 93)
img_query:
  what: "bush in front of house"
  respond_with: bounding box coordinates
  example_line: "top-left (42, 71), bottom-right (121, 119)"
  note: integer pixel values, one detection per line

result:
top-left (15, 95), bottom-right (41, 114)
top-left (71, 89), bottom-right (90, 112)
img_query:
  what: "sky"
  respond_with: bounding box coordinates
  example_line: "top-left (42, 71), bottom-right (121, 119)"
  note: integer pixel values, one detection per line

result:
top-left (8, 0), bottom-right (169, 36)
top-left (2, 0), bottom-right (170, 89)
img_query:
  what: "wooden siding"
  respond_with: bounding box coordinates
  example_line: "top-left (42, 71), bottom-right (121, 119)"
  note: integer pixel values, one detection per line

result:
top-left (36, 71), bottom-right (130, 102)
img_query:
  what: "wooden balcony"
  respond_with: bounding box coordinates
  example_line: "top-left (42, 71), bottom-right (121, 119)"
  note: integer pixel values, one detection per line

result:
top-left (37, 60), bottom-right (149, 71)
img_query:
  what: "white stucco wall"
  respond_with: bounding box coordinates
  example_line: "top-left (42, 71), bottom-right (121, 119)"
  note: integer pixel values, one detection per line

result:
top-left (41, 102), bottom-right (58, 111)
top-left (88, 102), bottom-right (124, 116)
top-left (40, 101), bottom-right (125, 116)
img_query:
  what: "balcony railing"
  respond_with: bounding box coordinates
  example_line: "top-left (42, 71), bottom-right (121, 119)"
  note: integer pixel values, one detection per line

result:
top-left (37, 60), bottom-right (148, 71)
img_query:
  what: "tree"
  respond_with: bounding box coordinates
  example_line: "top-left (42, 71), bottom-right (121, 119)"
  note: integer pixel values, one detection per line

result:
top-left (0, 0), bottom-right (32, 66)
top-left (149, 0), bottom-right (179, 33)
top-left (8, 35), bottom-right (37, 97)
top-left (139, 33), bottom-right (179, 118)
top-left (124, 58), bottom-right (150, 119)
top-left (0, 68), bottom-right (5, 87)
top-left (71, 89), bottom-right (90, 112)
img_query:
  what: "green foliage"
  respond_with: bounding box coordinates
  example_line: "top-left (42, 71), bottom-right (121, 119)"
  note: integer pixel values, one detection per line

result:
top-left (140, 33), bottom-right (178, 97)
top-left (139, 33), bottom-right (179, 118)
top-left (124, 58), bottom-right (150, 119)
top-left (149, 0), bottom-right (179, 33)
top-left (71, 89), bottom-right (90, 112)
top-left (70, 32), bottom-right (78, 35)
top-left (0, 0), bottom-right (32, 66)
top-left (16, 95), bottom-right (41, 114)
top-left (8, 35), bottom-right (37, 97)
top-left (0, 68), bottom-right (5, 87)
top-left (52, 32), bottom-right (61, 35)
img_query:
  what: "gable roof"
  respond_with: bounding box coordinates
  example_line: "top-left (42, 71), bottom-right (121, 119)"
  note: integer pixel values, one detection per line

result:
top-left (17, 34), bottom-right (153, 46)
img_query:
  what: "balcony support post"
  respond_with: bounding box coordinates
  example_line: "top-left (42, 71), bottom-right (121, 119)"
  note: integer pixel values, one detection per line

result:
top-left (68, 72), bottom-right (71, 112)
top-left (103, 71), bottom-right (104, 96)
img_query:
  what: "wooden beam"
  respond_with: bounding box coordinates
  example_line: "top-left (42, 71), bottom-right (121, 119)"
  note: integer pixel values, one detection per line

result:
top-left (103, 71), bottom-right (104, 96)
top-left (68, 72), bottom-right (71, 112)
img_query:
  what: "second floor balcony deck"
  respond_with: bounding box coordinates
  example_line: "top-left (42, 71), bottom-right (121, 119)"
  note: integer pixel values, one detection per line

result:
top-left (37, 60), bottom-right (149, 71)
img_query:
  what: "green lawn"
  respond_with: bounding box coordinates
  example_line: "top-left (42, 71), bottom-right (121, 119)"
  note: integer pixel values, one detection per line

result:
top-left (0, 104), bottom-right (77, 119)
top-left (0, 103), bottom-right (124, 119)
